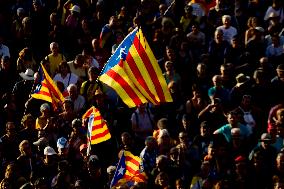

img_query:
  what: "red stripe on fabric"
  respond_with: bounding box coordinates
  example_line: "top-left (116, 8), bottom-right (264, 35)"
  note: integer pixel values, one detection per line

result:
top-left (132, 36), bottom-right (165, 102)
top-left (41, 82), bottom-right (48, 87)
top-left (126, 165), bottom-right (138, 175)
top-left (126, 53), bottom-right (159, 104)
top-left (94, 115), bottom-right (103, 121)
top-left (106, 62), bottom-right (142, 105)
top-left (91, 123), bottom-right (106, 131)
top-left (90, 129), bottom-right (110, 140)
top-left (125, 156), bottom-right (140, 167)
top-left (45, 78), bottom-right (62, 100)
top-left (36, 91), bottom-right (52, 97)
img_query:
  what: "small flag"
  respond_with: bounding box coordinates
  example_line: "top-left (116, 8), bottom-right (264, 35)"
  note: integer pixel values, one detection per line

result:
top-left (99, 27), bottom-right (172, 108)
top-left (84, 107), bottom-right (111, 145)
top-left (110, 151), bottom-right (147, 188)
top-left (31, 63), bottom-right (65, 109)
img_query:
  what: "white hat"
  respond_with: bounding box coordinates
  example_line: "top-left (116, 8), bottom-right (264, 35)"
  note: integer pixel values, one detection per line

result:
top-left (19, 68), bottom-right (35, 80)
top-left (44, 146), bottom-right (57, 156)
top-left (70, 5), bottom-right (80, 13)
top-left (33, 137), bottom-right (49, 146)
top-left (57, 137), bottom-right (69, 149)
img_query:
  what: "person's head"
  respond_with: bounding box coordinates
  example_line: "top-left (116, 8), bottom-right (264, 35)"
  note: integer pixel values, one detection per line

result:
top-left (4, 163), bottom-right (16, 179)
top-left (91, 38), bottom-right (100, 49)
top-left (220, 63), bottom-right (231, 76)
top-left (227, 111), bottom-right (239, 127)
top-left (157, 118), bottom-right (168, 130)
top-left (19, 140), bottom-right (32, 156)
top-left (21, 114), bottom-right (35, 129)
top-left (222, 15), bottom-right (231, 28)
top-left (50, 42), bottom-right (59, 55)
top-left (40, 103), bottom-right (51, 116)
top-left (67, 84), bottom-right (78, 100)
top-left (178, 131), bottom-right (188, 144)
top-left (259, 133), bottom-right (272, 149)
top-left (155, 172), bottom-right (169, 187)
top-left (200, 161), bottom-right (210, 175)
top-left (33, 0), bottom-right (42, 11)
top-left (200, 121), bottom-right (210, 137)
top-left (87, 155), bottom-right (101, 177)
top-left (145, 136), bottom-right (157, 150)
top-left (164, 61), bottom-right (174, 72)
top-left (109, 16), bottom-right (119, 29)
top-left (88, 66), bottom-right (100, 81)
top-left (58, 61), bottom-right (70, 75)
top-left (63, 99), bottom-right (74, 112)
top-left (156, 155), bottom-right (168, 170)
top-left (121, 132), bottom-right (132, 148)
top-left (159, 4), bottom-right (167, 15)
top-left (71, 118), bottom-right (82, 135)
top-left (166, 46), bottom-right (176, 61)
top-left (231, 128), bottom-right (241, 147)
top-left (69, 5), bottom-right (80, 15)
top-left (74, 54), bottom-right (85, 67)
top-left (276, 64), bottom-right (284, 79)
top-left (17, 7), bottom-right (25, 18)
top-left (181, 114), bottom-right (191, 131)
top-left (271, 34), bottom-right (280, 46)
top-left (276, 152), bottom-right (284, 171)
top-left (212, 75), bottom-right (222, 87)
top-left (214, 29), bottom-right (223, 43)
top-left (57, 137), bottom-right (69, 156)
top-left (49, 12), bottom-right (57, 24)
top-left (6, 122), bottom-right (16, 137)
top-left (175, 178), bottom-right (185, 189)
top-left (276, 108), bottom-right (284, 124)
top-left (241, 94), bottom-right (252, 108)
top-left (207, 143), bottom-right (216, 157)
top-left (196, 63), bottom-right (207, 76)
top-left (1, 56), bottom-right (10, 70)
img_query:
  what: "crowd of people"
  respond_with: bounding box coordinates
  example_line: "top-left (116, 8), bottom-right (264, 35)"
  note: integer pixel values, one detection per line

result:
top-left (0, 0), bottom-right (284, 188)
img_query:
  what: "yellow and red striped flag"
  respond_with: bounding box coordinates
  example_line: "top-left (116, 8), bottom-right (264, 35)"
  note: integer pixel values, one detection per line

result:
top-left (83, 107), bottom-right (111, 144)
top-left (110, 151), bottom-right (147, 188)
top-left (99, 27), bottom-right (172, 108)
top-left (31, 63), bottom-right (65, 109)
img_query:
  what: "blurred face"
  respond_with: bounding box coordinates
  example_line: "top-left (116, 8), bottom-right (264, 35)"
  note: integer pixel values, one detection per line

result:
top-left (223, 17), bottom-right (231, 28)
top-left (261, 140), bottom-right (271, 149)
top-left (50, 44), bottom-right (59, 54)
top-left (165, 62), bottom-right (174, 72)
top-left (1, 59), bottom-right (10, 70)
top-left (215, 31), bottom-right (223, 43)
top-left (227, 113), bottom-right (238, 126)
top-left (276, 153), bottom-right (284, 170)
top-left (6, 122), bottom-right (16, 137)
top-left (277, 69), bottom-right (284, 79)
top-left (200, 126), bottom-right (209, 136)
top-left (212, 76), bottom-right (222, 87)
top-left (68, 86), bottom-right (78, 99)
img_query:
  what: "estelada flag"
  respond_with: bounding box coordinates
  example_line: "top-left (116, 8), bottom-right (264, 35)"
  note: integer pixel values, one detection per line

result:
top-left (84, 106), bottom-right (111, 145)
top-left (110, 150), bottom-right (147, 188)
top-left (99, 27), bottom-right (172, 108)
top-left (31, 63), bottom-right (65, 109)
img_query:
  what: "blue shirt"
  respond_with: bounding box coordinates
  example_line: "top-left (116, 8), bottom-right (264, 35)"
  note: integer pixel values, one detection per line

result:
top-left (215, 123), bottom-right (252, 143)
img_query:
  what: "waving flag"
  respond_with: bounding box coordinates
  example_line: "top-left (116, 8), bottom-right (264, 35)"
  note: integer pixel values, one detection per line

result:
top-left (99, 27), bottom-right (172, 108)
top-left (85, 107), bottom-right (111, 145)
top-left (110, 151), bottom-right (147, 188)
top-left (31, 63), bottom-right (64, 108)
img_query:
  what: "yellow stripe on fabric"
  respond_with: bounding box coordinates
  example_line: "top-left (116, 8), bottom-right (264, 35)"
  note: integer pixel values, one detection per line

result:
top-left (99, 64), bottom-right (147, 107)
top-left (41, 64), bottom-right (65, 102)
top-left (99, 74), bottom-right (136, 107)
top-left (125, 47), bottom-right (157, 104)
top-left (40, 87), bottom-right (50, 93)
top-left (136, 30), bottom-right (173, 102)
top-left (128, 43), bottom-right (159, 100)
top-left (93, 119), bottom-right (105, 126)
top-left (31, 94), bottom-right (52, 103)
top-left (91, 133), bottom-right (111, 144)
top-left (91, 124), bottom-right (109, 135)
top-left (125, 151), bottom-right (141, 162)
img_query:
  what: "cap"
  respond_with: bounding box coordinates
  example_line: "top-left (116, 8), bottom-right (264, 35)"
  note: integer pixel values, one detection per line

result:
top-left (33, 137), bottom-right (49, 146)
top-left (88, 155), bottom-right (100, 168)
top-left (260, 133), bottom-right (272, 141)
top-left (44, 146), bottom-right (57, 156)
top-left (70, 5), bottom-right (80, 13)
top-left (40, 103), bottom-right (50, 112)
top-left (236, 73), bottom-right (250, 87)
top-left (57, 137), bottom-right (69, 149)
top-left (107, 165), bottom-right (116, 174)
top-left (19, 69), bottom-right (35, 80)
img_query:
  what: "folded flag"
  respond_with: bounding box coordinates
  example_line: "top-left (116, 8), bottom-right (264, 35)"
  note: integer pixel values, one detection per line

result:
top-left (31, 63), bottom-right (65, 109)
top-left (110, 150), bottom-right (147, 188)
top-left (85, 107), bottom-right (111, 145)
top-left (99, 27), bottom-right (172, 108)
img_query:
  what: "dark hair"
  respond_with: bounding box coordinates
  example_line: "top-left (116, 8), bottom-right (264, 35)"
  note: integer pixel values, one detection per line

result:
top-left (58, 61), bottom-right (70, 73)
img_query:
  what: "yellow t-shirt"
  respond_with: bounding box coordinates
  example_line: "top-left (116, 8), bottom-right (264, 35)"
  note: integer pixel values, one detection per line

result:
top-left (47, 53), bottom-right (65, 77)
top-left (35, 116), bottom-right (48, 130)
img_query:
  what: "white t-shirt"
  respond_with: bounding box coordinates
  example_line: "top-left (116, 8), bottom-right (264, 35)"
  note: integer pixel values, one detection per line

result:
top-left (264, 6), bottom-right (284, 23)
top-left (53, 73), bottom-right (78, 90)
top-left (65, 95), bottom-right (85, 114)
top-left (216, 25), bottom-right (238, 43)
